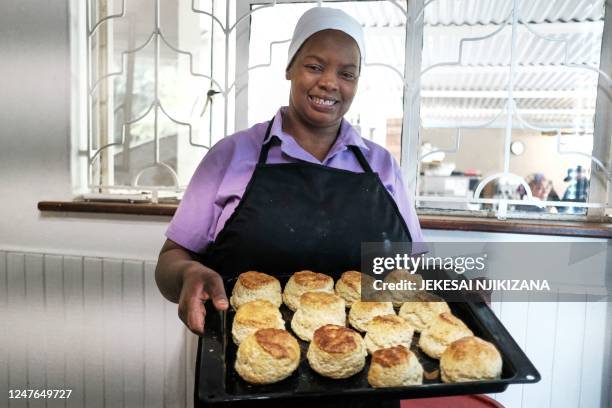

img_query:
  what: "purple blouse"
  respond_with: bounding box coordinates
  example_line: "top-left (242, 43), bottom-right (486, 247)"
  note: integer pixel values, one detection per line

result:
top-left (166, 107), bottom-right (424, 253)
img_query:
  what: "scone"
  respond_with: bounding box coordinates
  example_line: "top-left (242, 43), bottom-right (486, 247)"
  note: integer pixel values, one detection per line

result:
top-left (368, 345), bottom-right (423, 387)
top-left (383, 269), bottom-right (424, 307)
top-left (398, 292), bottom-right (450, 332)
top-left (364, 314), bottom-right (414, 354)
top-left (234, 328), bottom-right (300, 384)
top-left (283, 270), bottom-right (334, 311)
top-left (418, 312), bottom-right (474, 359)
top-left (230, 271), bottom-right (282, 310)
top-left (231, 300), bottom-right (285, 345)
top-left (441, 336), bottom-right (502, 383)
top-left (348, 301), bottom-right (395, 332)
top-left (335, 271), bottom-right (362, 307)
top-left (307, 324), bottom-right (367, 379)
top-left (291, 292), bottom-right (346, 341)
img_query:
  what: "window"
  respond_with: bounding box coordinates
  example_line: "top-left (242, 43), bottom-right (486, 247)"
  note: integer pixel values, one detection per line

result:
top-left (415, 0), bottom-right (612, 220)
top-left (74, 0), bottom-right (611, 219)
top-left (74, 0), bottom-right (234, 200)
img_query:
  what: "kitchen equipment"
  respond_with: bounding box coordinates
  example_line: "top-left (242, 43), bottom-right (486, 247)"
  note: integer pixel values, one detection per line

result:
top-left (194, 275), bottom-right (540, 407)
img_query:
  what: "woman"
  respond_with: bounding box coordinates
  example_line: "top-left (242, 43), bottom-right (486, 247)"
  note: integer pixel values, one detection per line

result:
top-left (152, 8), bottom-right (501, 408)
top-left (155, 7), bottom-right (423, 336)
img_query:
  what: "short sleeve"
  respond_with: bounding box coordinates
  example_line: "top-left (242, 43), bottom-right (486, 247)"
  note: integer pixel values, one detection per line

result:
top-left (165, 138), bottom-right (236, 253)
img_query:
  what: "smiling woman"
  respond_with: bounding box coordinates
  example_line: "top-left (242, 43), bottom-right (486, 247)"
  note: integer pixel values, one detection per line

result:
top-left (154, 6), bottom-right (424, 408)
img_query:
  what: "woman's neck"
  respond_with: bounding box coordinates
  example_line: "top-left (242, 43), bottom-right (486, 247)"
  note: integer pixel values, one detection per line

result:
top-left (282, 109), bottom-right (340, 162)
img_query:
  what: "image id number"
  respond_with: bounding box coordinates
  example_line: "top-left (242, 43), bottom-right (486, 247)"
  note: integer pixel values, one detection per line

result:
top-left (9, 389), bottom-right (72, 399)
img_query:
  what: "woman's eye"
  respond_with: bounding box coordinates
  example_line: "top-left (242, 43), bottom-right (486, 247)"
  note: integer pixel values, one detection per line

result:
top-left (306, 65), bottom-right (322, 72)
top-left (341, 72), bottom-right (356, 80)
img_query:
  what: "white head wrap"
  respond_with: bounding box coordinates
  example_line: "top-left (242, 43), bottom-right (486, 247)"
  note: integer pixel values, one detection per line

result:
top-left (286, 7), bottom-right (365, 70)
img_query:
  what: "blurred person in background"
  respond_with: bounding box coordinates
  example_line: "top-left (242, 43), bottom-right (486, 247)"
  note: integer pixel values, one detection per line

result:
top-left (516, 173), bottom-right (559, 213)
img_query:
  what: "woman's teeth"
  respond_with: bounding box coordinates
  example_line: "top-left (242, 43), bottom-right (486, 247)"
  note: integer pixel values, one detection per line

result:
top-left (310, 96), bottom-right (336, 106)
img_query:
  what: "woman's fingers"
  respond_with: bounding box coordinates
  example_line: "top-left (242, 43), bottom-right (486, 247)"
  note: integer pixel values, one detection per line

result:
top-left (187, 291), bottom-right (207, 336)
top-left (179, 278), bottom-right (207, 336)
top-left (178, 267), bottom-right (228, 336)
top-left (204, 271), bottom-right (229, 311)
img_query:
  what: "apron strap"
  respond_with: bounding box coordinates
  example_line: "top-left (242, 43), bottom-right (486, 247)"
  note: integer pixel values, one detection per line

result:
top-left (349, 145), bottom-right (374, 173)
top-left (257, 118), bottom-right (276, 165)
top-left (258, 116), bottom-right (373, 174)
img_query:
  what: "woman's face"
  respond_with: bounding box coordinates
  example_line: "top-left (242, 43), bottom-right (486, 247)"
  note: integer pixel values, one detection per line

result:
top-left (286, 29), bottom-right (360, 131)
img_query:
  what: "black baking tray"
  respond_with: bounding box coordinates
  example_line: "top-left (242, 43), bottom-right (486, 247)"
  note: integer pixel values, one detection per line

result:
top-left (195, 275), bottom-right (540, 407)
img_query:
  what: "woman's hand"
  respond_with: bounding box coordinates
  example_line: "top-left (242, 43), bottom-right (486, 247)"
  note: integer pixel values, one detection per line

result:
top-left (155, 239), bottom-right (228, 336)
top-left (178, 264), bottom-right (228, 336)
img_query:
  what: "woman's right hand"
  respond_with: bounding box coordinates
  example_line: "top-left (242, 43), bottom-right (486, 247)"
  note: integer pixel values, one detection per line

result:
top-left (155, 239), bottom-right (229, 336)
top-left (178, 264), bottom-right (229, 336)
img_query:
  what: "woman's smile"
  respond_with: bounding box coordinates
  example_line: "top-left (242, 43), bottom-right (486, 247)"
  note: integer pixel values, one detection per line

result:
top-left (308, 95), bottom-right (339, 111)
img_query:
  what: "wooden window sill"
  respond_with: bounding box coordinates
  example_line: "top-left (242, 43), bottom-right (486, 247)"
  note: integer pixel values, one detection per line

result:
top-left (418, 215), bottom-right (611, 239)
top-left (38, 200), bottom-right (177, 216)
top-left (38, 201), bottom-right (612, 239)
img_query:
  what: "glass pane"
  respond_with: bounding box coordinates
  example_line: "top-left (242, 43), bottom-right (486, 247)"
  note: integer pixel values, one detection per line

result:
top-left (417, 0), bottom-right (605, 216)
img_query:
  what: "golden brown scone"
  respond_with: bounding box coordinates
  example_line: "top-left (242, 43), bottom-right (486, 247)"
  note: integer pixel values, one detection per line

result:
top-left (283, 270), bottom-right (334, 311)
top-left (419, 312), bottom-right (474, 359)
top-left (307, 324), bottom-right (367, 379)
top-left (368, 345), bottom-right (423, 387)
top-left (364, 314), bottom-right (414, 354)
top-left (335, 271), bottom-right (362, 307)
top-left (230, 271), bottom-right (282, 310)
top-left (291, 292), bottom-right (346, 341)
top-left (440, 336), bottom-right (502, 383)
top-left (234, 328), bottom-right (300, 384)
top-left (384, 269), bottom-right (425, 307)
top-left (231, 300), bottom-right (285, 345)
top-left (397, 292), bottom-right (450, 332)
top-left (348, 301), bottom-right (395, 332)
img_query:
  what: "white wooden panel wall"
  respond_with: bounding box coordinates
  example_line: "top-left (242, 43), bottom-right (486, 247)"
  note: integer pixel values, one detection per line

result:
top-left (490, 297), bottom-right (610, 408)
top-left (0, 250), bottom-right (195, 408)
top-left (0, 249), bottom-right (609, 408)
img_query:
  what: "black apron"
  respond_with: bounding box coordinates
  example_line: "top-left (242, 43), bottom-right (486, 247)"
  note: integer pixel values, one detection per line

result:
top-left (199, 118), bottom-right (412, 278)
top-left (198, 118), bottom-right (412, 408)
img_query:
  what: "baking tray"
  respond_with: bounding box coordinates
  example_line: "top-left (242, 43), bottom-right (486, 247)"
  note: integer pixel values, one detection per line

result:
top-left (195, 275), bottom-right (540, 407)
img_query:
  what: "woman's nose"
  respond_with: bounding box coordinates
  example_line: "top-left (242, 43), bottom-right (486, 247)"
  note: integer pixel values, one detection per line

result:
top-left (318, 72), bottom-right (339, 91)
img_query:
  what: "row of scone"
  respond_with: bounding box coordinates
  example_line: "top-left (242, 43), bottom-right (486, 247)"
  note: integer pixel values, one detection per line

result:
top-left (235, 324), bottom-right (418, 386)
top-left (230, 270), bottom-right (357, 311)
top-left (230, 269), bottom-right (430, 312)
top-left (235, 325), bottom-right (501, 387)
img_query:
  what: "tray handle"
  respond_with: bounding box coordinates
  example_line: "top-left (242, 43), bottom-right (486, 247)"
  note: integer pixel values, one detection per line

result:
top-left (197, 302), bottom-right (228, 403)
